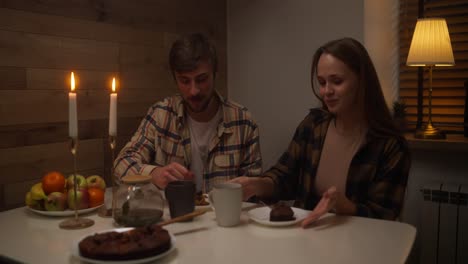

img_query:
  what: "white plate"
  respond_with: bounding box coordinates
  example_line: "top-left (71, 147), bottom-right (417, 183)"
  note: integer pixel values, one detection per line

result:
top-left (71, 227), bottom-right (176, 264)
top-left (27, 204), bottom-right (102, 217)
top-left (248, 206), bottom-right (309, 227)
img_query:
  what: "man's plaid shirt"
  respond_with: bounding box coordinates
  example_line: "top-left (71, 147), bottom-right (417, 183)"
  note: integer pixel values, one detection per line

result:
top-left (114, 93), bottom-right (262, 192)
top-left (264, 109), bottom-right (411, 220)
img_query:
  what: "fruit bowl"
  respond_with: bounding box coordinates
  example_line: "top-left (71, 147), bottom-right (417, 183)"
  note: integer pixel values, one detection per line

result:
top-left (27, 204), bottom-right (103, 217)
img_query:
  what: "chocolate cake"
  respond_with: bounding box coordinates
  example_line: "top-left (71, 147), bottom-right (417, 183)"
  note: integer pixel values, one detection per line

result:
top-left (79, 224), bottom-right (171, 261)
top-left (269, 203), bottom-right (295, 222)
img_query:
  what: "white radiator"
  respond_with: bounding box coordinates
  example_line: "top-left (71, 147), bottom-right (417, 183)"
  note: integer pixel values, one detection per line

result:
top-left (420, 182), bottom-right (468, 264)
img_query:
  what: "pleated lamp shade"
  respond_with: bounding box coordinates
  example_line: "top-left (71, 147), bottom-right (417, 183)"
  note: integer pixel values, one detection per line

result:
top-left (406, 18), bottom-right (455, 66)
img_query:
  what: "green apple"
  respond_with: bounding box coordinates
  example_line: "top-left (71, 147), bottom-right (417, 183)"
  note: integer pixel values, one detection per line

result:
top-left (44, 192), bottom-right (67, 211)
top-left (66, 174), bottom-right (87, 190)
top-left (86, 175), bottom-right (106, 190)
top-left (68, 189), bottom-right (89, 210)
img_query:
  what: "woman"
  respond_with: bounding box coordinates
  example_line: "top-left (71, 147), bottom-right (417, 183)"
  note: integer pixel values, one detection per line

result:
top-left (231, 38), bottom-right (411, 228)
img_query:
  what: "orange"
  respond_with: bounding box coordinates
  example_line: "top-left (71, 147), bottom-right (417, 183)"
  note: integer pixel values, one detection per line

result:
top-left (42, 171), bottom-right (66, 195)
top-left (88, 187), bottom-right (105, 208)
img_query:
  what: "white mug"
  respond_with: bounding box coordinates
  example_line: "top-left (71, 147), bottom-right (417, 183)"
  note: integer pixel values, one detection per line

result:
top-left (208, 182), bottom-right (242, 227)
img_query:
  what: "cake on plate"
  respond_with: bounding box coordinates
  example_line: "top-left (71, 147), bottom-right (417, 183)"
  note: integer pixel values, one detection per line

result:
top-left (269, 203), bottom-right (296, 222)
top-left (79, 224), bottom-right (171, 260)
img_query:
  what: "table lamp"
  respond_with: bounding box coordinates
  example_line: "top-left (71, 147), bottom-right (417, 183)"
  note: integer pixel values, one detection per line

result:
top-left (406, 18), bottom-right (455, 139)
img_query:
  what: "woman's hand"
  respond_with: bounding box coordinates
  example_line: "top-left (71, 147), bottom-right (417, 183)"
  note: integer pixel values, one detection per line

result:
top-left (301, 186), bottom-right (337, 228)
top-left (301, 186), bottom-right (356, 228)
top-left (229, 176), bottom-right (274, 201)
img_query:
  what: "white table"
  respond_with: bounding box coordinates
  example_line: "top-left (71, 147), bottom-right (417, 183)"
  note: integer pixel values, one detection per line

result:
top-left (0, 204), bottom-right (416, 264)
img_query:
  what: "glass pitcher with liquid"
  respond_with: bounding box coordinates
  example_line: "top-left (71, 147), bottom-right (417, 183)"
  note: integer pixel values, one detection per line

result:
top-left (113, 175), bottom-right (164, 227)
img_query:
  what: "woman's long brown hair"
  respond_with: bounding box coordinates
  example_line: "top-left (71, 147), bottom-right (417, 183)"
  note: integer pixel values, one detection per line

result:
top-left (311, 37), bottom-right (401, 139)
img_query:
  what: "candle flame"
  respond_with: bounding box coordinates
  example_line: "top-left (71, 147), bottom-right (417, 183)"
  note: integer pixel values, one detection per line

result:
top-left (112, 77), bottom-right (116, 92)
top-left (71, 72), bottom-right (75, 92)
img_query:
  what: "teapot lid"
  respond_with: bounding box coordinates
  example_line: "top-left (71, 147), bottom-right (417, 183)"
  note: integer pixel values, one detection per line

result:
top-left (121, 175), bottom-right (151, 184)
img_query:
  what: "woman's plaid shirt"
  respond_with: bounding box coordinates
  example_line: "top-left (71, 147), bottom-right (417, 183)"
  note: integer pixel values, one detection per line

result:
top-left (264, 109), bottom-right (411, 220)
top-left (114, 93), bottom-right (262, 192)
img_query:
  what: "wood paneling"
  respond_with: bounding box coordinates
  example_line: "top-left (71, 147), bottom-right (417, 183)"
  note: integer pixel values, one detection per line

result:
top-left (0, 8), bottom-right (164, 45)
top-left (26, 68), bottom-right (116, 90)
top-left (1, 88), bottom-right (170, 124)
top-left (0, 30), bottom-right (119, 70)
top-left (0, 2), bottom-right (227, 210)
top-left (2, 1), bottom-right (226, 33)
top-left (0, 139), bottom-right (104, 185)
top-left (0, 66), bottom-right (26, 89)
top-left (0, 117), bottom-right (142, 149)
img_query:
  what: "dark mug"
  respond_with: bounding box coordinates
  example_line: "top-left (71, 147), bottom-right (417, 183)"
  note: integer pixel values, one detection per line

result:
top-left (165, 180), bottom-right (195, 220)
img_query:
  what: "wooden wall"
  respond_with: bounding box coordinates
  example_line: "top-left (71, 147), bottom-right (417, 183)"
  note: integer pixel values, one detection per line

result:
top-left (0, 0), bottom-right (227, 211)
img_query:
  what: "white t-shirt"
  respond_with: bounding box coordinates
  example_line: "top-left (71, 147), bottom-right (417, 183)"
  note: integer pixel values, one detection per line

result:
top-left (187, 109), bottom-right (222, 192)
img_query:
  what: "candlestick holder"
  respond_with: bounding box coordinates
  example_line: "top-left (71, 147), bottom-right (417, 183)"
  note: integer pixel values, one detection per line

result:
top-left (98, 135), bottom-right (117, 217)
top-left (59, 137), bottom-right (95, 229)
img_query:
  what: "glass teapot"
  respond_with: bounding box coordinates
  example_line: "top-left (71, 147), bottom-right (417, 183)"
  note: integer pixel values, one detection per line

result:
top-left (113, 175), bottom-right (164, 227)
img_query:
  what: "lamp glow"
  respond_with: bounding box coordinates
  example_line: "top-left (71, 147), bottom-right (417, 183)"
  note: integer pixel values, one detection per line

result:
top-left (406, 18), bottom-right (455, 139)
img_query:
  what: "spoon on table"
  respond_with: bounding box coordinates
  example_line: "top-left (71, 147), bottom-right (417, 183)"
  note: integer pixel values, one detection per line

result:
top-left (157, 208), bottom-right (211, 227)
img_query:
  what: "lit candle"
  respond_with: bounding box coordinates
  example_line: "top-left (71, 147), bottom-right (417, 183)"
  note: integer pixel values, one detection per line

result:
top-left (109, 77), bottom-right (117, 136)
top-left (69, 72), bottom-right (78, 138)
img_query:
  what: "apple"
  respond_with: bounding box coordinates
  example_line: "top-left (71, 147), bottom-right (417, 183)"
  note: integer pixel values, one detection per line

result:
top-left (44, 192), bottom-right (67, 211)
top-left (66, 174), bottom-right (87, 190)
top-left (86, 175), bottom-right (106, 190)
top-left (68, 189), bottom-right (89, 210)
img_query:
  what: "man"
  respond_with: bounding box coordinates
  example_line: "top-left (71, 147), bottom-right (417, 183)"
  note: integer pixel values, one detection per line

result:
top-left (114, 33), bottom-right (262, 193)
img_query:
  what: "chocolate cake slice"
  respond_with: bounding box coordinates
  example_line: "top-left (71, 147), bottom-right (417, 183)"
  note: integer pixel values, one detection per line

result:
top-left (269, 203), bottom-right (295, 222)
top-left (79, 224), bottom-right (171, 261)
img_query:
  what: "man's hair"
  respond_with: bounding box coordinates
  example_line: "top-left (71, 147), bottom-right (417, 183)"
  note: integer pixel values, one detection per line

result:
top-left (310, 37), bottom-right (400, 138)
top-left (169, 33), bottom-right (218, 78)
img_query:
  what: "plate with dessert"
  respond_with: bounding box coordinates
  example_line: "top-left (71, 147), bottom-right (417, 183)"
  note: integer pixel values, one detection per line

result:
top-left (71, 224), bottom-right (176, 264)
top-left (28, 204), bottom-right (103, 217)
top-left (248, 203), bottom-right (309, 227)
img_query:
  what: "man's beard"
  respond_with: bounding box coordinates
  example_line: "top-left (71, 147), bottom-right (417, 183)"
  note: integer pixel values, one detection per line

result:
top-left (184, 94), bottom-right (213, 113)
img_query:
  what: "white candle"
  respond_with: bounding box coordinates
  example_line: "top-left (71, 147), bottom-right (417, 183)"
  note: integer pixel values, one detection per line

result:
top-left (109, 77), bottom-right (117, 136)
top-left (69, 72), bottom-right (78, 138)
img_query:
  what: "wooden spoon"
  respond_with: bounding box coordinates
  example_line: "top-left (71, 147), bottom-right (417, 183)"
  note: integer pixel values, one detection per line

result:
top-left (158, 208), bottom-right (211, 227)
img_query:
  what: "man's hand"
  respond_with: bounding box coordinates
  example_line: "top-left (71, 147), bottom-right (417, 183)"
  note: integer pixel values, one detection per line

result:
top-left (229, 176), bottom-right (257, 201)
top-left (229, 176), bottom-right (274, 201)
top-left (151, 162), bottom-right (194, 189)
